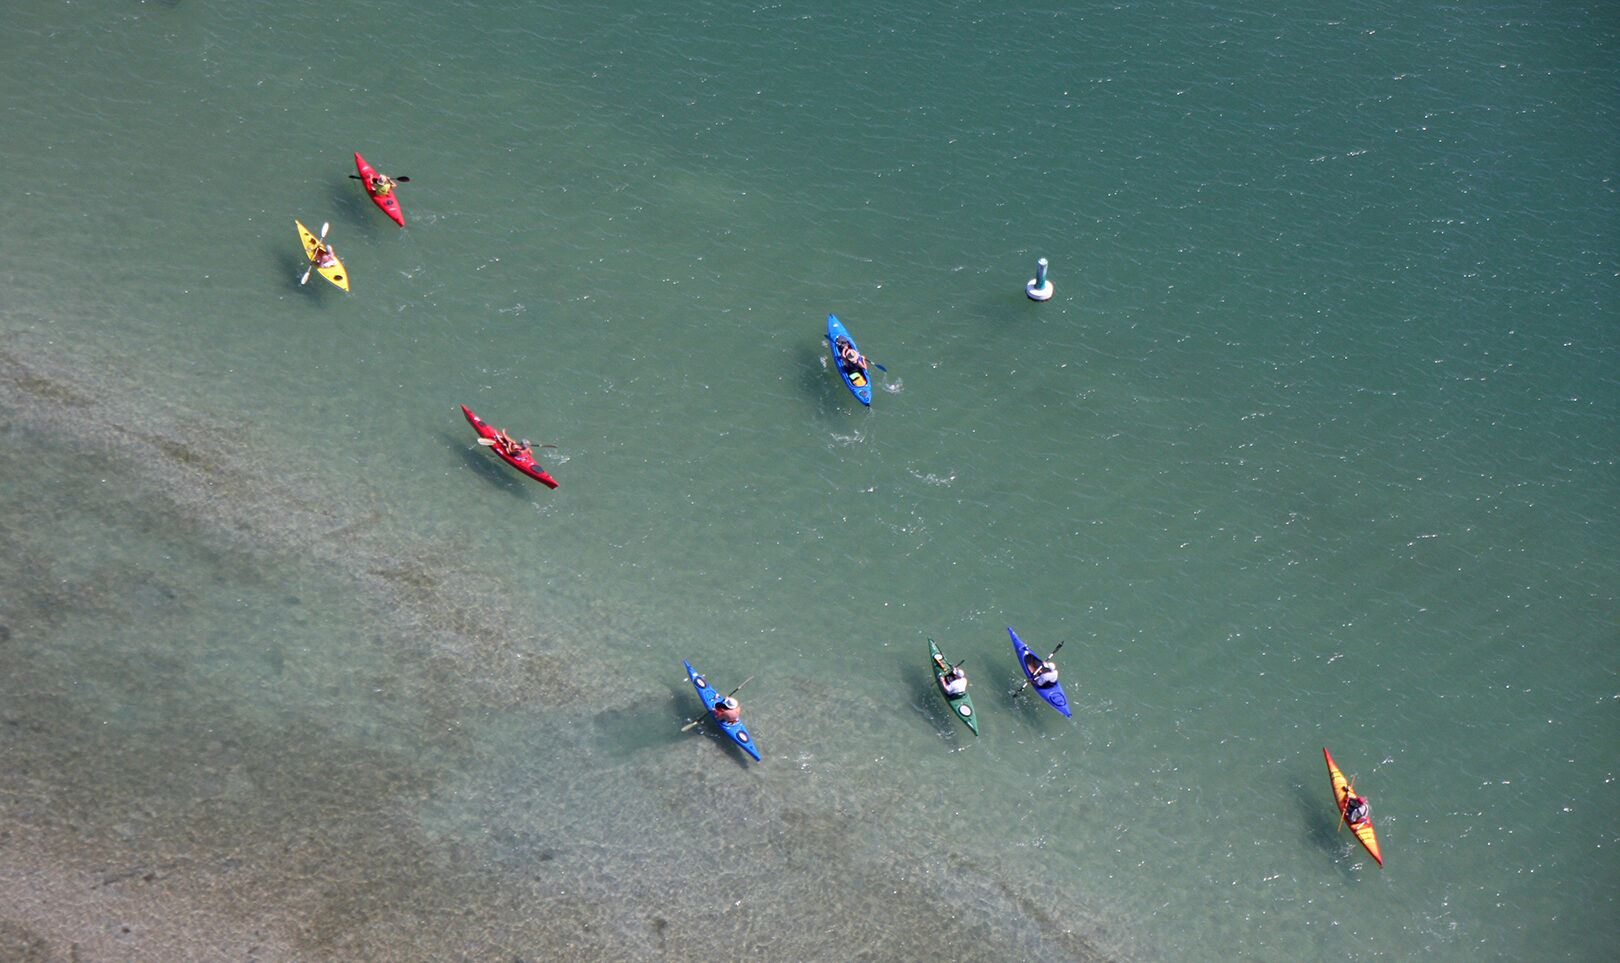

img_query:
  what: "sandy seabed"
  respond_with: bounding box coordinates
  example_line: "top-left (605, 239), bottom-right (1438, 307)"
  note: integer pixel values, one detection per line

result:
top-left (0, 335), bottom-right (1123, 962)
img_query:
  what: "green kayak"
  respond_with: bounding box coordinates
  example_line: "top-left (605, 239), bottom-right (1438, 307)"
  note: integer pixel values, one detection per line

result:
top-left (930, 638), bottom-right (978, 735)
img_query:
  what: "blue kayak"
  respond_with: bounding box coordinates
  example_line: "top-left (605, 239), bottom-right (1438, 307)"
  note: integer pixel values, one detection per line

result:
top-left (1010, 626), bottom-right (1071, 717)
top-left (684, 660), bottom-right (761, 760)
top-left (826, 313), bottom-right (873, 406)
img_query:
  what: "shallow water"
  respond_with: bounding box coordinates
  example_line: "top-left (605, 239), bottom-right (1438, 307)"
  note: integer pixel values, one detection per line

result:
top-left (2, 1), bottom-right (1616, 960)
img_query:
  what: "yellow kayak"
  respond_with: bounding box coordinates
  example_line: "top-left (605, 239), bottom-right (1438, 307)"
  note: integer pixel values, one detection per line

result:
top-left (1324, 747), bottom-right (1383, 865)
top-left (296, 220), bottom-right (349, 291)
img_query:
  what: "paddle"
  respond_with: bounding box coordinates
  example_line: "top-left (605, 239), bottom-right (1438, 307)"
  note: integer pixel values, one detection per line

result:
top-left (349, 174), bottom-right (410, 183)
top-left (1012, 640), bottom-right (1065, 696)
top-left (299, 221), bottom-right (330, 285)
top-left (681, 676), bottom-right (753, 731)
top-left (1341, 776), bottom-right (1363, 829)
top-left (476, 437), bottom-right (557, 449)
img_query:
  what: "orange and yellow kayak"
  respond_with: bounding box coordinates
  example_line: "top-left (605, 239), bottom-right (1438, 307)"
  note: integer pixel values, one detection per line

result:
top-left (1324, 747), bottom-right (1382, 865)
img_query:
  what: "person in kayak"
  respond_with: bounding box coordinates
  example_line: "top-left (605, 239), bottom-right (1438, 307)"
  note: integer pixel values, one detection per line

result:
top-left (311, 239), bottom-right (338, 268)
top-left (370, 172), bottom-right (396, 197)
top-left (712, 696), bottom-right (741, 725)
top-left (1024, 652), bottom-right (1059, 688)
top-left (941, 663), bottom-right (968, 696)
top-left (836, 337), bottom-right (867, 374)
top-left (494, 430), bottom-right (529, 457)
top-left (1343, 790), bottom-right (1371, 825)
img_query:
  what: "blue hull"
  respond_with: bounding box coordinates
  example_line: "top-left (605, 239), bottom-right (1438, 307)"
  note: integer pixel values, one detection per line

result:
top-left (826, 313), bottom-right (872, 406)
top-left (1010, 626), bottom-right (1072, 717)
top-left (684, 660), bottom-right (761, 760)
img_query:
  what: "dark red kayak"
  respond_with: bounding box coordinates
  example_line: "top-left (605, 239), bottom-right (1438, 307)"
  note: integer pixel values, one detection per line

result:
top-left (461, 405), bottom-right (558, 488)
top-left (354, 151), bottom-right (404, 226)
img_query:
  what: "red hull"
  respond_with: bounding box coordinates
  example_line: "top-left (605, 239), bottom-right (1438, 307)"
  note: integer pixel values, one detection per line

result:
top-left (354, 151), bottom-right (404, 226)
top-left (461, 405), bottom-right (558, 488)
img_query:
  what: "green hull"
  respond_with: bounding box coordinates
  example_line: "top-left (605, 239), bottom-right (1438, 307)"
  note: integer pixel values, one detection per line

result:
top-left (930, 638), bottom-right (978, 735)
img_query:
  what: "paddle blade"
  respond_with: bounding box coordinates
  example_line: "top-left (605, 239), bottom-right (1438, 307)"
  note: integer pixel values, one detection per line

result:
top-left (319, 221), bottom-right (330, 239)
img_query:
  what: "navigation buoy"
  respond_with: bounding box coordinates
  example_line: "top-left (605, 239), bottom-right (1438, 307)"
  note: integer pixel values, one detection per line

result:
top-left (1026, 257), bottom-right (1053, 301)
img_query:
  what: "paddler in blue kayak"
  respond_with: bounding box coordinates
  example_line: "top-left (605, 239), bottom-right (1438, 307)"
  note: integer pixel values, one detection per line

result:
top-left (712, 695), bottom-right (741, 725)
top-left (835, 337), bottom-right (867, 375)
top-left (1024, 651), bottom-right (1059, 688)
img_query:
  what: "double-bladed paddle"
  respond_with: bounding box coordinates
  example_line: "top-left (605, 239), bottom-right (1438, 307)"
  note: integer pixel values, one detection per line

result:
top-left (299, 221), bottom-right (330, 285)
top-left (1339, 775), bottom-right (1363, 832)
top-left (476, 437), bottom-right (557, 449)
top-left (349, 174), bottom-right (410, 183)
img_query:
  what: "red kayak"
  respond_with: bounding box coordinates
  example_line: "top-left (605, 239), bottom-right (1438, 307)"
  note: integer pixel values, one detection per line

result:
top-left (354, 151), bottom-right (404, 226)
top-left (461, 405), bottom-right (558, 488)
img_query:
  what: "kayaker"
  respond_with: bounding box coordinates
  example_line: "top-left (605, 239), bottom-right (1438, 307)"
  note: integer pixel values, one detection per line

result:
top-left (837, 338), bottom-right (867, 373)
top-left (371, 173), bottom-right (396, 197)
top-left (312, 240), bottom-right (338, 268)
top-left (1343, 791), bottom-right (1371, 825)
top-left (941, 664), bottom-right (968, 696)
top-left (712, 696), bottom-right (741, 725)
top-left (1029, 655), bottom-right (1059, 688)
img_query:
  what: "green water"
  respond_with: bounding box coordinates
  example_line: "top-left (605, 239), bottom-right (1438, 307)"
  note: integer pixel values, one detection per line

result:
top-left (1, 1), bottom-right (1615, 960)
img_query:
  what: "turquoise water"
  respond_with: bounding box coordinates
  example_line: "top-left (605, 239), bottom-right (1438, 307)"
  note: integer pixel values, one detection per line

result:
top-left (2, 1), bottom-right (1615, 959)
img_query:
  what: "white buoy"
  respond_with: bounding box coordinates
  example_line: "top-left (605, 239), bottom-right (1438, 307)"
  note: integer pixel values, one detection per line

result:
top-left (1025, 257), bottom-right (1053, 301)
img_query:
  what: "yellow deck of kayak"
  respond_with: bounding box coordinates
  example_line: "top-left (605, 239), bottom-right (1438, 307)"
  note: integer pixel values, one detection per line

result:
top-left (296, 220), bottom-right (349, 291)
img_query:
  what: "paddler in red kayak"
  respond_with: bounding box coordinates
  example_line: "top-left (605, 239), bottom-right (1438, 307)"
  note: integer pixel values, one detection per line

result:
top-left (1343, 788), bottom-right (1371, 826)
top-left (369, 171), bottom-right (397, 197)
top-left (494, 429), bottom-right (531, 459)
top-left (712, 695), bottom-right (741, 725)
